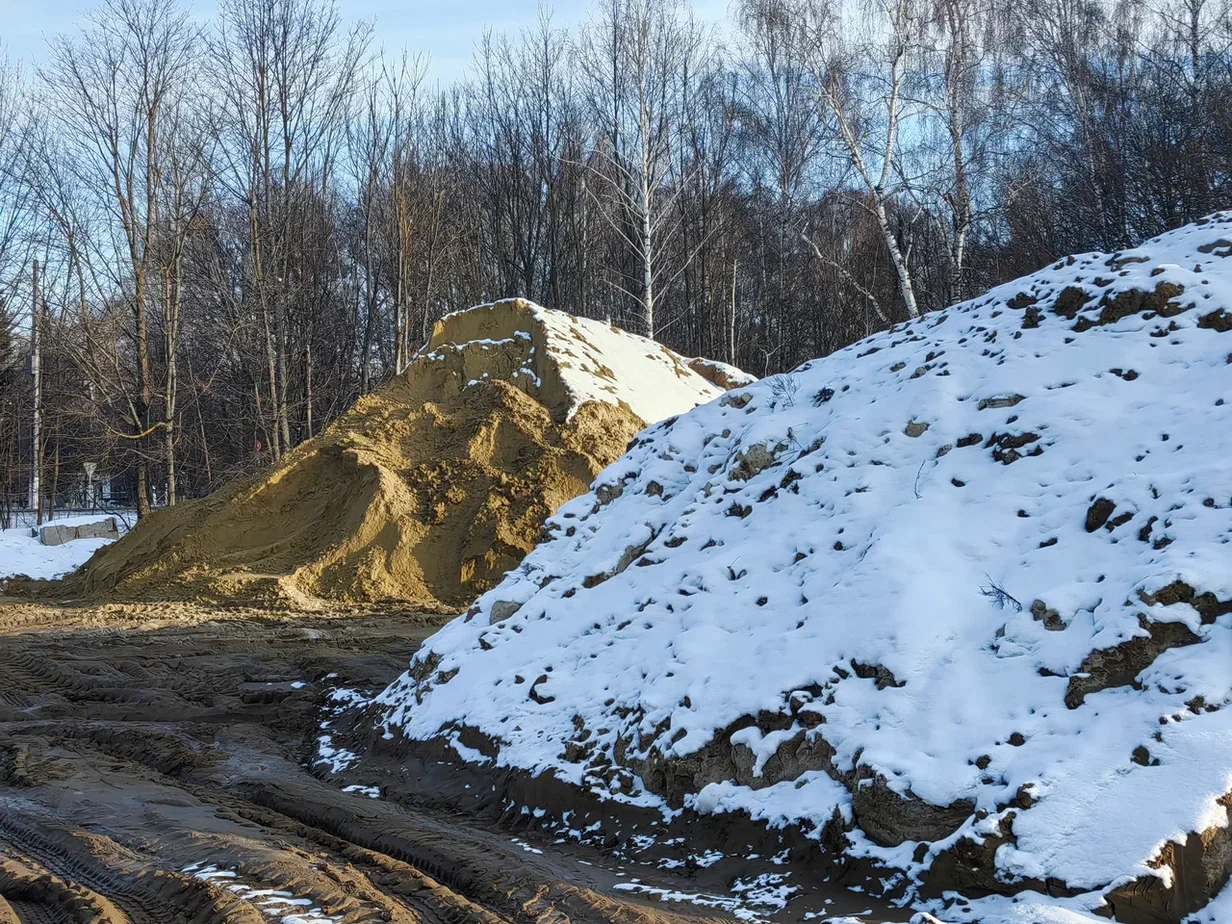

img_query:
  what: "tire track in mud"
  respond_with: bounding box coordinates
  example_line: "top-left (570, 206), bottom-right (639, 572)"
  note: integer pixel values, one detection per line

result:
top-left (2, 636), bottom-right (444, 924)
top-left (0, 843), bottom-right (130, 924)
top-left (241, 783), bottom-right (679, 924)
top-left (9, 725), bottom-right (626, 924)
top-left (0, 737), bottom-right (422, 924)
top-left (0, 655), bottom-right (44, 711)
top-left (0, 817), bottom-right (271, 924)
top-left (0, 613), bottom-right (427, 924)
top-left (0, 608), bottom-right (742, 924)
top-left (6, 900), bottom-right (72, 924)
top-left (62, 717), bottom-right (675, 924)
top-left (0, 735), bottom-right (526, 924)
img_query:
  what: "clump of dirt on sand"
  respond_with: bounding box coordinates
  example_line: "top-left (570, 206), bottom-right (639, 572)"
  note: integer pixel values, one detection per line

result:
top-left (62, 299), bottom-right (732, 610)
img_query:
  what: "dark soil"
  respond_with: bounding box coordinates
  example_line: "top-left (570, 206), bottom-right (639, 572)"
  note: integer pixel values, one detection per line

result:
top-left (0, 601), bottom-right (901, 924)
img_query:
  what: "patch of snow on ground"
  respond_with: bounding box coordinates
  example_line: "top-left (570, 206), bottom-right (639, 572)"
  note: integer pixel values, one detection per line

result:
top-left (731, 872), bottom-right (798, 911)
top-left (1187, 878), bottom-right (1232, 922)
top-left (375, 215), bottom-right (1232, 919)
top-left (313, 735), bottom-right (356, 773)
top-left (324, 687), bottom-right (366, 708)
top-left (0, 514), bottom-right (128, 580)
top-left (928, 891), bottom-right (1119, 924)
top-left (184, 864), bottom-right (342, 923)
top-left (611, 879), bottom-right (763, 921)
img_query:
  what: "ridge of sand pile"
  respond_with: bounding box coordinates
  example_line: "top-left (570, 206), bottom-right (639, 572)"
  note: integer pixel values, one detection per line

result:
top-left (62, 299), bottom-right (737, 610)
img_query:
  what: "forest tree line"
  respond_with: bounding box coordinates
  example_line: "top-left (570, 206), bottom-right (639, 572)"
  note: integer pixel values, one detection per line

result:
top-left (0, 0), bottom-right (1229, 521)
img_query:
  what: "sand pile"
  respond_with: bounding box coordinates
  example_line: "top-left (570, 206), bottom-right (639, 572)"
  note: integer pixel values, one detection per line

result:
top-left (64, 299), bottom-right (738, 610)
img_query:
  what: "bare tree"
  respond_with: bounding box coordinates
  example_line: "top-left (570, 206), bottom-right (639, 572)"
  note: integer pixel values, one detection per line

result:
top-left (210, 0), bottom-right (370, 458)
top-left (579, 0), bottom-right (706, 338)
top-left (739, 0), bottom-right (838, 347)
top-left (0, 49), bottom-right (31, 526)
top-left (795, 0), bottom-right (928, 318)
top-left (0, 49), bottom-right (30, 304)
top-left (41, 0), bottom-right (200, 517)
top-left (156, 106), bottom-right (214, 503)
top-left (383, 51), bottom-right (430, 373)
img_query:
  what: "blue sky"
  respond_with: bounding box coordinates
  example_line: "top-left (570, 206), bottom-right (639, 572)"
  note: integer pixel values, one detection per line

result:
top-left (2, 0), bottom-right (731, 83)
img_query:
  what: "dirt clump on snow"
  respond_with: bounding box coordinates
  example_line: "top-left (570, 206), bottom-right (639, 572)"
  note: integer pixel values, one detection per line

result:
top-left (61, 299), bottom-right (732, 611)
top-left (685, 356), bottom-right (757, 391)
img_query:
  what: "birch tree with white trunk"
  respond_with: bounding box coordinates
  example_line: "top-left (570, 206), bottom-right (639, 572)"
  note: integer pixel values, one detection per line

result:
top-left (794, 0), bottom-right (928, 318)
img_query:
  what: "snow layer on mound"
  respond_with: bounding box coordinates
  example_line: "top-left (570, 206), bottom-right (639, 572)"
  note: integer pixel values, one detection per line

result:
top-left (686, 356), bottom-right (761, 391)
top-left (377, 217), bottom-right (1232, 920)
top-left (436, 301), bottom-right (729, 422)
top-left (533, 307), bottom-right (725, 422)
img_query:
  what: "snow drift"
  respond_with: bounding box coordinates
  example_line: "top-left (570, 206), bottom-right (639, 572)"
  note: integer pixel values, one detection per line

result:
top-left (64, 299), bottom-right (736, 610)
top-left (376, 218), bottom-right (1232, 921)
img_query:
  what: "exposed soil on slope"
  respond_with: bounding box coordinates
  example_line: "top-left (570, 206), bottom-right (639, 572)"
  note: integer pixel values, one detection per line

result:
top-left (63, 384), bottom-right (637, 611)
top-left (0, 601), bottom-right (898, 924)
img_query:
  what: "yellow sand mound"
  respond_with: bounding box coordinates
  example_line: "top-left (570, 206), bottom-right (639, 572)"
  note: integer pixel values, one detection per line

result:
top-left (63, 300), bottom-right (733, 610)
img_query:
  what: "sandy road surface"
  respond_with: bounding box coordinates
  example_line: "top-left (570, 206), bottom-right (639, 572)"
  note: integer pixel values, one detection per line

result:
top-left (0, 601), bottom-right (901, 924)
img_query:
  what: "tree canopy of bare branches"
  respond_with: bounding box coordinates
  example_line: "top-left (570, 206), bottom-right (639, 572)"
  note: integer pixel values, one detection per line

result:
top-left (1, 0), bottom-right (1230, 515)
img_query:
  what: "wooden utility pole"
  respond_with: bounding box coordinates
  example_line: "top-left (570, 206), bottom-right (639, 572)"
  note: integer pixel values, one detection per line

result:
top-left (31, 258), bottom-right (43, 526)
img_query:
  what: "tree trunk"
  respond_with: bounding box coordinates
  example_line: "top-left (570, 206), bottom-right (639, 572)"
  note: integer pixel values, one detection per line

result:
top-left (165, 423), bottom-right (176, 506)
top-left (31, 259), bottom-right (42, 525)
top-left (196, 385), bottom-right (212, 493)
top-left (250, 194), bottom-right (282, 460)
top-left (261, 300), bottom-right (281, 458)
top-left (304, 331), bottom-right (314, 439)
top-left (276, 305), bottom-right (291, 451)
top-left (948, 108), bottom-right (972, 303)
top-left (641, 175), bottom-right (655, 339)
top-left (873, 198), bottom-right (920, 318)
top-left (164, 267), bottom-right (179, 506)
top-left (729, 256), bottom-right (738, 364)
top-left (50, 437), bottom-right (60, 521)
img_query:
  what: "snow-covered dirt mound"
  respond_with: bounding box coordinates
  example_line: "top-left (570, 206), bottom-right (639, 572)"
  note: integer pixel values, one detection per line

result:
top-left (65, 300), bottom-right (740, 610)
top-left (375, 218), bottom-right (1232, 921)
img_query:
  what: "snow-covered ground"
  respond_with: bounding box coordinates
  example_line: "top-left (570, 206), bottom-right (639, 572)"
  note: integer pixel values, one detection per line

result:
top-left (0, 514), bottom-right (128, 581)
top-left (375, 215), bottom-right (1232, 922)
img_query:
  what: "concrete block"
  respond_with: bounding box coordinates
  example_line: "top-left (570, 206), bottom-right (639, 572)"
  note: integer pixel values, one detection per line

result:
top-left (39, 517), bottom-right (119, 547)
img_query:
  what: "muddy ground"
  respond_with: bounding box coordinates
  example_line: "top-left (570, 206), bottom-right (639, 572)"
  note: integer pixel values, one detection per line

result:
top-left (0, 600), bottom-right (904, 924)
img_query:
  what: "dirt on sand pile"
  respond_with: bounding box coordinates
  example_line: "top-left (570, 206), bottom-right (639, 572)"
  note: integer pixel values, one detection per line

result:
top-left (62, 299), bottom-right (733, 610)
